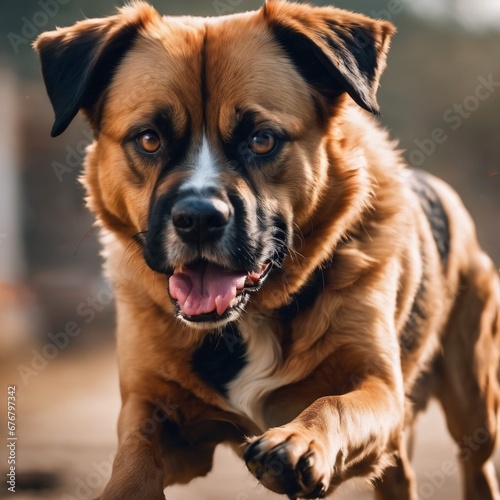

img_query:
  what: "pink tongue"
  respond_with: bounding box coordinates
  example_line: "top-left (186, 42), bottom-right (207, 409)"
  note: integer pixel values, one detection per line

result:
top-left (169, 262), bottom-right (248, 317)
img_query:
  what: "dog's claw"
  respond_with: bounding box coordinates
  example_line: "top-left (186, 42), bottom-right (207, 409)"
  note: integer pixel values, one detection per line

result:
top-left (308, 482), bottom-right (327, 498)
top-left (244, 430), bottom-right (331, 499)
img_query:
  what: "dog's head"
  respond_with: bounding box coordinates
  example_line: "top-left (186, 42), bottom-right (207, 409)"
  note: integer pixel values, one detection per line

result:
top-left (35, 1), bottom-right (394, 329)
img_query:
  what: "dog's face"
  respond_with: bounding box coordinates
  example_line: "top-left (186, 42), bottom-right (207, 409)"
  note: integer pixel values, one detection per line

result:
top-left (35, 1), bottom-right (394, 329)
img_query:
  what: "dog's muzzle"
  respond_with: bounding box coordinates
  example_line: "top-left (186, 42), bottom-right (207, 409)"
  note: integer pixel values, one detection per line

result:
top-left (166, 195), bottom-right (271, 325)
top-left (171, 196), bottom-right (231, 244)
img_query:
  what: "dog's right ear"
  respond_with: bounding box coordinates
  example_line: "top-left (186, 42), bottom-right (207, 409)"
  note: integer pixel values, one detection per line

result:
top-left (34, 2), bottom-right (160, 137)
top-left (263, 1), bottom-right (395, 115)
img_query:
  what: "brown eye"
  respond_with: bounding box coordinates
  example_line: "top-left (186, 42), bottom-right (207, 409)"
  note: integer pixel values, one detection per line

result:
top-left (137, 131), bottom-right (161, 154)
top-left (248, 130), bottom-right (277, 156)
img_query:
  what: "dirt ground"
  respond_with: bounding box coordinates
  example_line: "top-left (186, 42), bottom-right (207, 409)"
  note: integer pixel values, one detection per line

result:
top-left (3, 345), bottom-right (500, 500)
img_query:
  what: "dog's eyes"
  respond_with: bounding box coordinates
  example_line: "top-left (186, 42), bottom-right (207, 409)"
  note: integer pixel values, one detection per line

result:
top-left (248, 131), bottom-right (277, 156)
top-left (136, 131), bottom-right (161, 154)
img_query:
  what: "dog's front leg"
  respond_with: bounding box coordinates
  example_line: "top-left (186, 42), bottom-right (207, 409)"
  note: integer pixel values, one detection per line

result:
top-left (95, 394), bottom-right (166, 500)
top-left (244, 375), bottom-right (404, 499)
top-left (95, 395), bottom-right (165, 500)
top-left (95, 390), bottom-right (221, 500)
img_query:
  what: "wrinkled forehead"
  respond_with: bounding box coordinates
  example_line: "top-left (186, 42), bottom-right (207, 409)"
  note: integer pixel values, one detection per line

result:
top-left (104, 12), bottom-right (316, 140)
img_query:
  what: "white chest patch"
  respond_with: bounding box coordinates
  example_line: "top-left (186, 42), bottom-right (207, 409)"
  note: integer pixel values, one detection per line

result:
top-left (227, 319), bottom-right (285, 429)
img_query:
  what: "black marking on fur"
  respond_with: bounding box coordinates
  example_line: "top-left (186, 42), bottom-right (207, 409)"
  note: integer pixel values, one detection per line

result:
top-left (400, 264), bottom-right (428, 353)
top-left (410, 170), bottom-right (450, 267)
top-left (191, 324), bottom-right (247, 397)
top-left (131, 231), bottom-right (147, 248)
top-left (226, 191), bottom-right (262, 272)
top-left (144, 182), bottom-right (184, 274)
top-left (37, 21), bottom-right (140, 137)
top-left (123, 148), bottom-right (146, 184)
top-left (401, 171), bottom-right (450, 351)
top-left (223, 110), bottom-right (263, 169)
top-left (270, 215), bottom-right (291, 271)
top-left (147, 108), bottom-right (192, 181)
top-left (268, 20), bottom-right (381, 115)
top-left (277, 266), bottom-right (326, 323)
top-left (120, 107), bottom-right (192, 186)
top-left (221, 109), bottom-right (290, 180)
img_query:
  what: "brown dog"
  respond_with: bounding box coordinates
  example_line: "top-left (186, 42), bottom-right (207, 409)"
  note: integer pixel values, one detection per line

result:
top-left (35, 1), bottom-right (500, 498)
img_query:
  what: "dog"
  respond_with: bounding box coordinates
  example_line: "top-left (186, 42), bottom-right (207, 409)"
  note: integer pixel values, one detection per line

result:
top-left (35, 1), bottom-right (500, 498)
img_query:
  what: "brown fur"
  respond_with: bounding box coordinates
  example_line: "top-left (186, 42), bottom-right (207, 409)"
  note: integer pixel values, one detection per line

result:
top-left (35, 1), bottom-right (500, 499)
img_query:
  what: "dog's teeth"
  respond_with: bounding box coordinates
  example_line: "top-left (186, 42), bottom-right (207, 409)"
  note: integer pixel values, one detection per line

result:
top-left (230, 298), bottom-right (238, 308)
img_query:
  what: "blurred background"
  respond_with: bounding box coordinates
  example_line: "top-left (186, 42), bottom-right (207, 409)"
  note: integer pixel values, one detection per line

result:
top-left (0, 0), bottom-right (498, 498)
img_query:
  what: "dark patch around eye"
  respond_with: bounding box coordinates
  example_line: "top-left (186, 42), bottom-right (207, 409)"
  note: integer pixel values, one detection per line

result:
top-left (122, 107), bottom-right (192, 181)
top-left (222, 110), bottom-right (288, 169)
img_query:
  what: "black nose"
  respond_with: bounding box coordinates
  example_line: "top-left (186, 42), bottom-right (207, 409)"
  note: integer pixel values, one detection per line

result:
top-left (171, 197), bottom-right (231, 243)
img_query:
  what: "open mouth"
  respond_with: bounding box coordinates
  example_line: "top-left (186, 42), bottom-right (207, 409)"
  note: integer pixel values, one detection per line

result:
top-left (168, 259), bottom-right (271, 324)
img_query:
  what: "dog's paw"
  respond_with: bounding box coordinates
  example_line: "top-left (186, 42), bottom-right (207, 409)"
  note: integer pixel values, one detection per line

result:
top-left (243, 428), bottom-right (332, 499)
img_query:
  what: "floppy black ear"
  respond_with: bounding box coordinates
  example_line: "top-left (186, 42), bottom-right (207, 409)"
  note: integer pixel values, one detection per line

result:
top-left (263, 1), bottom-right (395, 114)
top-left (34, 2), bottom-right (160, 137)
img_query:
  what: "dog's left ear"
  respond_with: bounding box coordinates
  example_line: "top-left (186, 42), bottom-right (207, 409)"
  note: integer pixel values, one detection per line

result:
top-left (34, 2), bottom-right (160, 137)
top-left (263, 1), bottom-right (395, 114)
